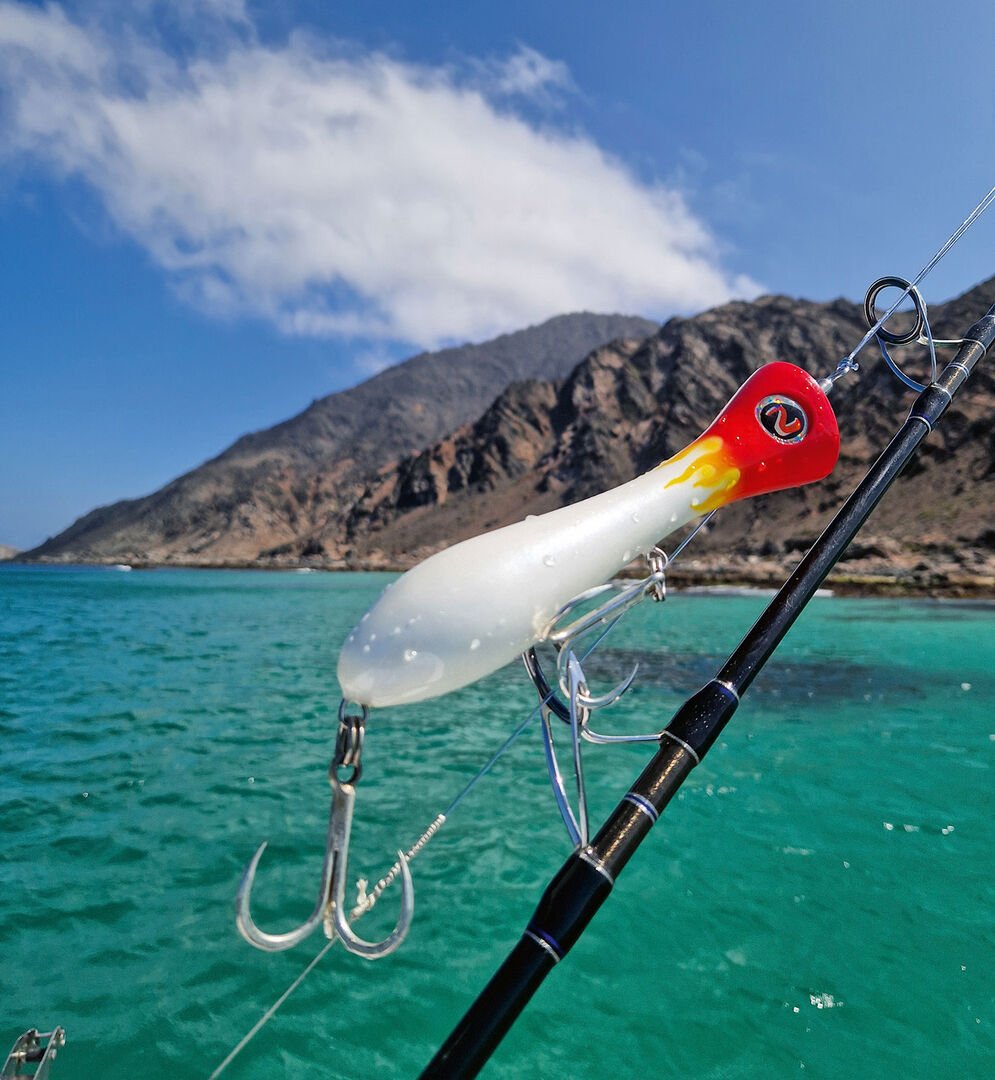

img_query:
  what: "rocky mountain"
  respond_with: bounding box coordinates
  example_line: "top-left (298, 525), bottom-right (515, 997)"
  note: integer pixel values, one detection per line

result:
top-left (23, 312), bottom-right (656, 565)
top-left (23, 281), bottom-right (995, 593)
top-left (324, 280), bottom-right (995, 593)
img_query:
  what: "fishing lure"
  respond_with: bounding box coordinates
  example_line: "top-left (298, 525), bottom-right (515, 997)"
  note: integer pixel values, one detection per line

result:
top-left (338, 361), bottom-right (839, 708)
top-left (237, 360), bottom-right (840, 959)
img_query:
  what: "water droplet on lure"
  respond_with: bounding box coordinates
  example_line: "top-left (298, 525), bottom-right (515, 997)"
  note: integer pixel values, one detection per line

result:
top-left (403, 649), bottom-right (418, 662)
top-left (542, 554), bottom-right (556, 567)
top-left (470, 639), bottom-right (481, 651)
top-left (622, 550), bottom-right (632, 562)
top-left (631, 512), bottom-right (640, 523)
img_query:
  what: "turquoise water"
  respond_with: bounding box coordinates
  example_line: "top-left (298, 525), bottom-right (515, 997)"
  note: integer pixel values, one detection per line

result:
top-left (1, 566), bottom-right (992, 1079)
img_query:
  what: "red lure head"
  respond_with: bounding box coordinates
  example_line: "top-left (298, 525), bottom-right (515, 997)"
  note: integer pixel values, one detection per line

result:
top-left (662, 362), bottom-right (840, 512)
top-left (702, 361), bottom-right (839, 504)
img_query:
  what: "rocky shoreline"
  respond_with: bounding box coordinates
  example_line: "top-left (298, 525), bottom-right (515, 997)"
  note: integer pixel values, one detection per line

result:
top-left (13, 550), bottom-right (995, 599)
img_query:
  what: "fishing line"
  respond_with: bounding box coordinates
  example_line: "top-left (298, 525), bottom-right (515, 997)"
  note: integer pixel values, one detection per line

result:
top-left (207, 940), bottom-right (334, 1080)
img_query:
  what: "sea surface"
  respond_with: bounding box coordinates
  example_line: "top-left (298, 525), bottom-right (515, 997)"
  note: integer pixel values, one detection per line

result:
top-left (1, 566), bottom-right (992, 1079)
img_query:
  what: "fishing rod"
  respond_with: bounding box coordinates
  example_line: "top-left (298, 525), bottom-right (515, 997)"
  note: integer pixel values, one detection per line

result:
top-left (418, 295), bottom-right (995, 1078)
top-left (221, 187), bottom-right (994, 1078)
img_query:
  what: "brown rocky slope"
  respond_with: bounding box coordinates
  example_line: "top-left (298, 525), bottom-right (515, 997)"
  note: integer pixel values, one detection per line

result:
top-left (336, 280), bottom-right (995, 594)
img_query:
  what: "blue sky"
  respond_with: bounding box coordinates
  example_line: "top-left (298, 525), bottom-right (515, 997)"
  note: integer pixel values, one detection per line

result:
top-left (2, 0), bottom-right (994, 551)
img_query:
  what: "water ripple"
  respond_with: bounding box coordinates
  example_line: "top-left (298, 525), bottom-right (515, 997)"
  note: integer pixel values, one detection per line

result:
top-left (1, 567), bottom-right (992, 1080)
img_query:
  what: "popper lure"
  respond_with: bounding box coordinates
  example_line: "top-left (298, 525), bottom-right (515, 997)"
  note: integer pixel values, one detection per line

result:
top-left (236, 360), bottom-right (840, 958)
top-left (338, 362), bottom-right (839, 708)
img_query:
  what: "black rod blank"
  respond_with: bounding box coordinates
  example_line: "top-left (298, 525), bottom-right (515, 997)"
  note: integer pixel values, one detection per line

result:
top-left (419, 304), bottom-right (995, 1079)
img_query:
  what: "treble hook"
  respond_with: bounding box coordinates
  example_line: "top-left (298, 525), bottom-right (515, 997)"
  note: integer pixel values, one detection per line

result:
top-left (235, 705), bottom-right (414, 958)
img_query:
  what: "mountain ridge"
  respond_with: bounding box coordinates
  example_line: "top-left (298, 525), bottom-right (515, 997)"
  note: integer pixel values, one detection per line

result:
top-left (23, 312), bottom-right (658, 562)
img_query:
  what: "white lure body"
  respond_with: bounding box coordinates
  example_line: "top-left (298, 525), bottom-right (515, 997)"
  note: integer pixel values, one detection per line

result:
top-left (337, 361), bottom-right (840, 709)
top-left (337, 442), bottom-right (724, 708)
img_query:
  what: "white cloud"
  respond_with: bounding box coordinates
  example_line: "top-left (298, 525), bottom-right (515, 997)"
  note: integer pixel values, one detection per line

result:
top-left (477, 44), bottom-right (573, 101)
top-left (0, 3), bottom-right (761, 348)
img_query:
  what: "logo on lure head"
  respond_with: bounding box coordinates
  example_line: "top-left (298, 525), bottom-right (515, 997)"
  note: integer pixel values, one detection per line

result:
top-left (756, 395), bottom-right (808, 443)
